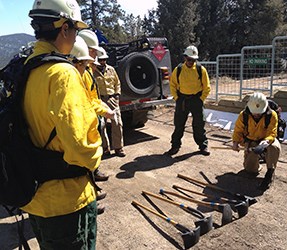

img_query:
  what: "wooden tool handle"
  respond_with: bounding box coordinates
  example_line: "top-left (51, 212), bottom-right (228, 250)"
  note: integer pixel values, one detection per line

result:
top-left (177, 173), bottom-right (227, 193)
top-left (132, 200), bottom-right (177, 226)
top-left (161, 189), bottom-right (221, 211)
top-left (173, 184), bottom-right (229, 203)
top-left (211, 146), bottom-right (244, 150)
top-left (178, 174), bottom-right (210, 186)
top-left (142, 190), bottom-right (183, 207)
top-left (173, 184), bottom-right (211, 198)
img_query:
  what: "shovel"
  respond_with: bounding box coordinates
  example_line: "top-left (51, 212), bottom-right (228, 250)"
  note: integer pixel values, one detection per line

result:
top-left (177, 173), bottom-right (257, 206)
top-left (142, 190), bottom-right (213, 235)
top-left (132, 200), bottom-right (200, 249)
top-left (172, 184), bottom-right (249, 218)
top-left (159, 189), bottom-right (233, 225)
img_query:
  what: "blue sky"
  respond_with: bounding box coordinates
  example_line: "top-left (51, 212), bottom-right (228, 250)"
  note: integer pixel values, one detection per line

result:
top-left (0, 0), bottom-right (34, 36)
top-left (0, 0), bottom-right (157, 37)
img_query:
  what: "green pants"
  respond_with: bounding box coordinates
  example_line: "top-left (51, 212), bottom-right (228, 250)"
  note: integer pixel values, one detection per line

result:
top-left (29, 200), bottom-right (97, 250)
top-left (171, 94), bottom-right (208, 150)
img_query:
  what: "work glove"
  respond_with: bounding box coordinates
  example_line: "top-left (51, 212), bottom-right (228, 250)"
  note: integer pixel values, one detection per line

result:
top-left (253, 140), bottom-right (269, 154)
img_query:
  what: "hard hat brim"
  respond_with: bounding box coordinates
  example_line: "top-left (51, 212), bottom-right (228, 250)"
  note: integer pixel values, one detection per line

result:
top-left (29, 9), bottom-right (88, 29)
top-left (76, 55), bottom-right (94, 62)
top-left (98, 55), bottom-right (109, 59)
top-left (88, 45), bottom-right (100, 50)
top-left (184, 54), bottom-right (199, 60)
top-left (74, 21), bottom-right (88, 29)
top-left (92, 60), bottom-right (101, 66)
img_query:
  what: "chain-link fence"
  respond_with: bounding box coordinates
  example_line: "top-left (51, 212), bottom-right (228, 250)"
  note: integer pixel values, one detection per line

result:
top-left (201, 61), bottom-right (216, 100)
top-left (201, 35), bottom-right (287, 102)
top-left (215, 54), bottom-right (241, 102)
top-left (271, 36), bottom-right (287, 93)
top-left (240, 45), bottom-right (273, 99)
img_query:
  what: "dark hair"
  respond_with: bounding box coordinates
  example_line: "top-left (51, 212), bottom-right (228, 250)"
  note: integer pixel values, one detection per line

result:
top-left (31, 18), bottom-right (74, 41)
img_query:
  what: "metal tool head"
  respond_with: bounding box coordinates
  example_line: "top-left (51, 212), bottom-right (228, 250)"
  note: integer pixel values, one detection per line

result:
top-left (246, 197), bottom-right (257, 206)
top-left (221, 204), bottom-right (233, 225)
top-left (234, 200), bottom-right (249, 218)
top-left (182, 205), bottom-right (205, 219)
top-left (194, 214), bottom-right (213, 235)
top-left (178, 225), bottom-right (201, 249)
top-left (235, 194), bottom-right (257, 206)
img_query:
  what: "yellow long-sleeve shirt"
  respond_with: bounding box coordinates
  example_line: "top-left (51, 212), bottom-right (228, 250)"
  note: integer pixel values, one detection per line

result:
top-left (22, 41), bottom-right (101, 217)
top-left (82, 67), bottom-right (108, 116)
top-left (169, 62), bottom-right (211, 101)
top-left (232, 109), bottom-right (278, 144)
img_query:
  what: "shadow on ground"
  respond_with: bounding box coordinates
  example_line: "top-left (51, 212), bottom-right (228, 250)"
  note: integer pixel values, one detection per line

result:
top-left (116, 152), bottom-right (202, 179)
top-left (0, 207), bottom-right (35, 250)
top-left (132, 203), bottom-right (185, 250)
top-left (123, 128), bottom-right (159, 146)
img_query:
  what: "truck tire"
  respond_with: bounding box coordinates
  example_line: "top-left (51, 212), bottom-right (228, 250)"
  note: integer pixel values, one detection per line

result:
top-left (117, 52), bottom-right (159, 97)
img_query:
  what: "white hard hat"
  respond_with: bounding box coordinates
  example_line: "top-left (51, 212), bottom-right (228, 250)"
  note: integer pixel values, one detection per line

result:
top-left (92, 57), bottom-right (101, 66)
top-left (78, 29), bottom-right (99, 50)
top-left (97, 47), bottom-right (109, 59)
top-left (70, 36), bottom-right (94, 62)
top-left (29, 0), bottom-right (87, 29)
top-left (247, 92), bottom-right (268, 114)
top-left (183, 45), bottom-right (199, 59)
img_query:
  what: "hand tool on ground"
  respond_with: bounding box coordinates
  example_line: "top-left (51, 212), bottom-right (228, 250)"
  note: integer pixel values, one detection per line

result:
top-left (211, 146), bottom-right (245, 150)
top-left (142, 190), bottom-right (213, 235)
top-left (211, 146), bottom-right (265, 155)
top-left (172, 184), bottom-right (248, 218)
top-left (177, 173), bottom-right (257, 205)
top-left (159, 189), bottom-right (232, 225)
top-left (132, 200), bottom-right (200, 249)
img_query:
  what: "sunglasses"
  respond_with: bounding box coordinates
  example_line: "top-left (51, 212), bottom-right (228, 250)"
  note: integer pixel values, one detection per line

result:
top-left (186, 57), bottom-right (195, 62)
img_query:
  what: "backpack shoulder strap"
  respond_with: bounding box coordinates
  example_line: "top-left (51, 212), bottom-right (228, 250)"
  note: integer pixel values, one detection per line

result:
top-left (86, 66), bottom-right (101, 97)
top-left (176, 61), bottom-right (202, 85)
top-left (24, 52), bottom-right (71, 72)
top-left (196, 61), bottom-right (202, 83)
top-left (23, 52), bottom-right (71, 147)
top-left (176, 63), bottom-right (183, 84)
top-left (195, 61), bottom-right (203, 89)
top-left (242, 106), bottom-right (250, 136)
top-left (243, 108), bottom-right (249, 126)
top-left (264, 106), bottom-right (273, 129)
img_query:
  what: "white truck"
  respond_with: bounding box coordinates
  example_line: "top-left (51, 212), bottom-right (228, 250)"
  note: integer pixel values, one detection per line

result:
top-left (104, 37), bottom-right (173, 128)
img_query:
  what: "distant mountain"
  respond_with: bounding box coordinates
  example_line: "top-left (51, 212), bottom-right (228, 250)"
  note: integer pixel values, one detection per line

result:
top-left (0, 33), bottom-right (35, 68)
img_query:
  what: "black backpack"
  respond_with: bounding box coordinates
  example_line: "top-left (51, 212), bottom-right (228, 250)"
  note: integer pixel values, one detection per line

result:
top-left (0, 50), bottom-right (92, 207)
top-left (242, 100), bottom-right (286, 142)
top-left (176, 61), bottom-right (202, 84)
top-left (0, 49), bottom-right (102, 249)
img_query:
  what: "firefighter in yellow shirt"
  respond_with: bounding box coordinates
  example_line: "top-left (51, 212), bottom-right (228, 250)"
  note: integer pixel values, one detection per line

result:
top-left (167, 45), bottom-right (211, 156)
top-left (22, 0), bottom-right (101, 248)
top-left (70, 35), bottom-right (114, 214)
top-left (232, 92), bottom-right (281, 191)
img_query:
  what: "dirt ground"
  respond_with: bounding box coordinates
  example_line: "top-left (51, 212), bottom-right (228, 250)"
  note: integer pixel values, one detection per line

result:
top-left (1, 106), bottom-right (287, 250)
